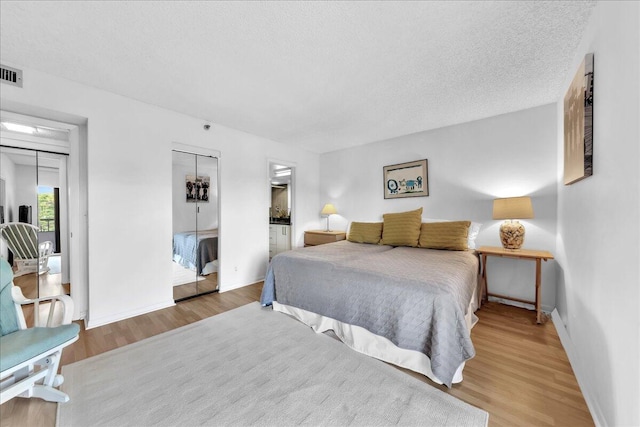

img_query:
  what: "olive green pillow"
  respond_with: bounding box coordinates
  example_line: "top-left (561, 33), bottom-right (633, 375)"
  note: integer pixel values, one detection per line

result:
top-left (347, 222), bottom-right (383, 244)
top-left (381, 207), bottom-right (423, 247)
top-left (419, 221), bottom-right (471, 250)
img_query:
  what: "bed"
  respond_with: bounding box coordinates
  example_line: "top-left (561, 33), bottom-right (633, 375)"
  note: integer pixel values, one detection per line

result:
top-left (172, 229), bottom-right (218, 275)
top-left (260, 217), bottom-right (481, 388)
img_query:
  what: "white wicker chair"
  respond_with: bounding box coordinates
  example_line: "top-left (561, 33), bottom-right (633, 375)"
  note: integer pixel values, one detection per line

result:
top-left (0, 223), bottom-right (53, 276)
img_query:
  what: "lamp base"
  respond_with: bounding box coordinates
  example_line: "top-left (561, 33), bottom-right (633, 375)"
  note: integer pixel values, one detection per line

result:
top-left (500, 220), bottom-right (525, 249)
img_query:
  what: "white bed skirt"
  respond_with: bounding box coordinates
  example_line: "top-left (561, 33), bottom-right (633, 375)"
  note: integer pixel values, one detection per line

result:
top-left (172, 254), bottom-right (218, 276)
top-left (273, 286), bottom-right (479, 385)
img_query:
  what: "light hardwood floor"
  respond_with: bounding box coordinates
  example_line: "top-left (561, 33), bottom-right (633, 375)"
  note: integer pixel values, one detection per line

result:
top-left (173, 272), bottom-right (219, 301)
top-left (0, 282), bottom-right (593, 426)
top-left (12, 270), bottom-right (68, 300)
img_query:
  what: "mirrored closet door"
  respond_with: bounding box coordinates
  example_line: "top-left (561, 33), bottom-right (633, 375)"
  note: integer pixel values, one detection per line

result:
top-left (171, 150), bottom-right (219, 301)
top-left (0, 145), bottom-right (69, 300)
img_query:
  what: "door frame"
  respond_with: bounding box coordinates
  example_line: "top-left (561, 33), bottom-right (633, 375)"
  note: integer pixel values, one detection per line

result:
top-left (1, 109), bottom-right (88, 322)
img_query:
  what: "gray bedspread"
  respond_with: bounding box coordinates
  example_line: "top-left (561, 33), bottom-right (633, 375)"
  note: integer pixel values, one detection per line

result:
top-left (173, 230), bottom-right (218, 274)
top-left (260, 240), bottom-right (478, 387)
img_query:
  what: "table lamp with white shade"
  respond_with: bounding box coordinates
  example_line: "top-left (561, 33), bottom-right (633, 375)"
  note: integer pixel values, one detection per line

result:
top-left (492, 196), bottom-right (534, 250)
top-left (320, 203), bottom-right (338, 232)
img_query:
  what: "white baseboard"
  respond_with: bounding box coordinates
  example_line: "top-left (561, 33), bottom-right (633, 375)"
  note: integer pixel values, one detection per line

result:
top-left (487, 296), bottom-right (554, 313)
top-left (551, 309), bottom-right (605, 427)
top-left (219, 279), bottom-right (263, 293)
top-left (85, 300), bottom-right (175, 330)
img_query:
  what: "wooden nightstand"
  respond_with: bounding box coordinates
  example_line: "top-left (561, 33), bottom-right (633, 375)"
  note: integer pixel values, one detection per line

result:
top-left (304, 230), bottom-right (346, 247)
top-left (477, 246), bottom-right (554, 324)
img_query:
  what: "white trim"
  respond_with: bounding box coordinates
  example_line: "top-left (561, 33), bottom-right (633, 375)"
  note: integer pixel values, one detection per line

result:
top-left (0, 136), bottom-right (70, 154)
top-left (171, 141), bottom-right (220, 159)
top-left (488, 296), bottom-right (554, 313)
top-left (85, 300), bottom-right (175, 330)
top-left (552, 309), bottom-right (605, 427)
top-left (218, 278), bottom-right (263, 293)
top-left (1, 111), bottom-right (76, 132)
top-left (1, 110), bottom-right (73, 154)
top-left (68, 124), bottom-right (89, 321)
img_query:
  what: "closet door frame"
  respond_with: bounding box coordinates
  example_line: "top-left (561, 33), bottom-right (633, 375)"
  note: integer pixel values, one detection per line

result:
top-left (1, 110), bottom-right (87, 321)
top-left (171, 142), bottom-right (221, 300)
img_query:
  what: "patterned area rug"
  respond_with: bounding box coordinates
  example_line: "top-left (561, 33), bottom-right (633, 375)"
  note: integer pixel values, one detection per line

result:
top-left (57, 303), bottom-right (489, 426)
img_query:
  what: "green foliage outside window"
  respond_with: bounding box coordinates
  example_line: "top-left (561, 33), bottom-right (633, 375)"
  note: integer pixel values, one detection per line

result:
top-left (38, 193), bottom-right (55, 232)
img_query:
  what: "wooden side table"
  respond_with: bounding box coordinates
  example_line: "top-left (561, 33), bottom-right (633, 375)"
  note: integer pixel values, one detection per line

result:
top-left (304, 230), bottom-right (346, 247)
top-left (477, 246), bottom-right (554, 324)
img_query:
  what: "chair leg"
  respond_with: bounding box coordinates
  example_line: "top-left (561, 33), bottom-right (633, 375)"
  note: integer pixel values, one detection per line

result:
top-left (30, 385), bottom-right (70, 403)
top-left (53, 374), bottom-right (64, 387)
top-left (17, 353), bottom-right (69, 403)
top-left (41, 353), bottom-right (61, 387)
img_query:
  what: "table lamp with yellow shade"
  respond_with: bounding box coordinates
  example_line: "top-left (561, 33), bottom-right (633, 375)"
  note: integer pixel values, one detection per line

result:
top-left (320, 203), bottom-right (338, 232)
top-left (492, 196), bottom-right (534, 250)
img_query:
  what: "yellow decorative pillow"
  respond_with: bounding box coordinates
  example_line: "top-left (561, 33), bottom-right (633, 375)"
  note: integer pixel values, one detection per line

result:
top-left (347, 222), bottom-right (383, 244)
top-left (419, 221), bottom-right (471, 250)
top-left (381, 208), bottom-right (423, 247)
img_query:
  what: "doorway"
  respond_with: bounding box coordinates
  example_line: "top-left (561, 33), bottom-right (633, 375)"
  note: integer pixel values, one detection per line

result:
top-left (0, 109), bottom-right (87, 321)
top-left (269, 161), bottom-right (294, 260)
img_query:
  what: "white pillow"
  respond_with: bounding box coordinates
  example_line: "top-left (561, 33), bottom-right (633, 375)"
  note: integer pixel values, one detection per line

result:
top-left (467, 222), bottom-right (482, 249)
top-left (422, 218), bottom-right (482, 250)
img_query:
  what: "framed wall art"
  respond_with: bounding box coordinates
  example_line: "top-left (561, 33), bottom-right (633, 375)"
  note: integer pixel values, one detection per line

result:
top-left (383, 159), bottom-right (429, 199)
top-left (564, 53), bottom-right (594, 185)
top-left (186, 175), bottom-right (210, 202)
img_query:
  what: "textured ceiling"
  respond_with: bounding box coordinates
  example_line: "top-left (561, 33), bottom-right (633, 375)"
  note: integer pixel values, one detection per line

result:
top-left (0, 1), bottom-right (595, 153)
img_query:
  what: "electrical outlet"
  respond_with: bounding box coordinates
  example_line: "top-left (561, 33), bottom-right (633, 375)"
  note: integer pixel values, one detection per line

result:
top-left (234, 266), bottom-right (238, 272)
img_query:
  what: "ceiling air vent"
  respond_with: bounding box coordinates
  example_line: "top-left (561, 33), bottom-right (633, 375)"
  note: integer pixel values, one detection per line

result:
top-left (0, 64), bottom-right (23, 88)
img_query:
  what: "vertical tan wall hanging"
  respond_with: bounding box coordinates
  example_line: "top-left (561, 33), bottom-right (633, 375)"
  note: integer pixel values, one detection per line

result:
top-left (564, 53), bottom-right (594, 185)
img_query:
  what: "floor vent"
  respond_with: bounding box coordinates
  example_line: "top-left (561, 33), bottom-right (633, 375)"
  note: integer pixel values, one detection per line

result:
top-left (0, 64), bottom-right (23, 87)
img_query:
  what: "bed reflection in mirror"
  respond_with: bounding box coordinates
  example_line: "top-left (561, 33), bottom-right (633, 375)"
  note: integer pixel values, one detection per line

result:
top-left (171, 150), bottom-right (219, 301)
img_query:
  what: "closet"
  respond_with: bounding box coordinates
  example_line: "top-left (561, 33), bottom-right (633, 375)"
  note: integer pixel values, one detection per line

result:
top-left (0, 145), bottom-right (69, 300)
top-left (171, 150), bottom-right (219, 301)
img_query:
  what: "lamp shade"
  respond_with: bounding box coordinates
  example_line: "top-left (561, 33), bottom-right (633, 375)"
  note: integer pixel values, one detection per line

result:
top-left (492, 197), bottom-right (534, 220)
top-left (320, 203), bottom-right (338, 216)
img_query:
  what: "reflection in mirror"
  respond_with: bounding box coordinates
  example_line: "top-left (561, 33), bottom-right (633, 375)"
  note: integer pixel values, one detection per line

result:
top-left (0, 146), bottom-right (38, 299)
top-left (37, 151), bottom-right (69, 300)
top-left (0, 147), bottom-right (69, 303)
top-left (171, 150), bottom-right (219, 301)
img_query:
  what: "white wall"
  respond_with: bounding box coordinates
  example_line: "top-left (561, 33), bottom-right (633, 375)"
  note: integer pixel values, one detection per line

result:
top-left (37, 168), bottom-right (59, 188)
top-left (0, 64), bottom-right (320, 328)
top-left (554, 2), bottom-right (640, 426)
top-left (320, 104), bottom-right (558, 310)
top-left (13, 164), bottom-right (38, 223)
